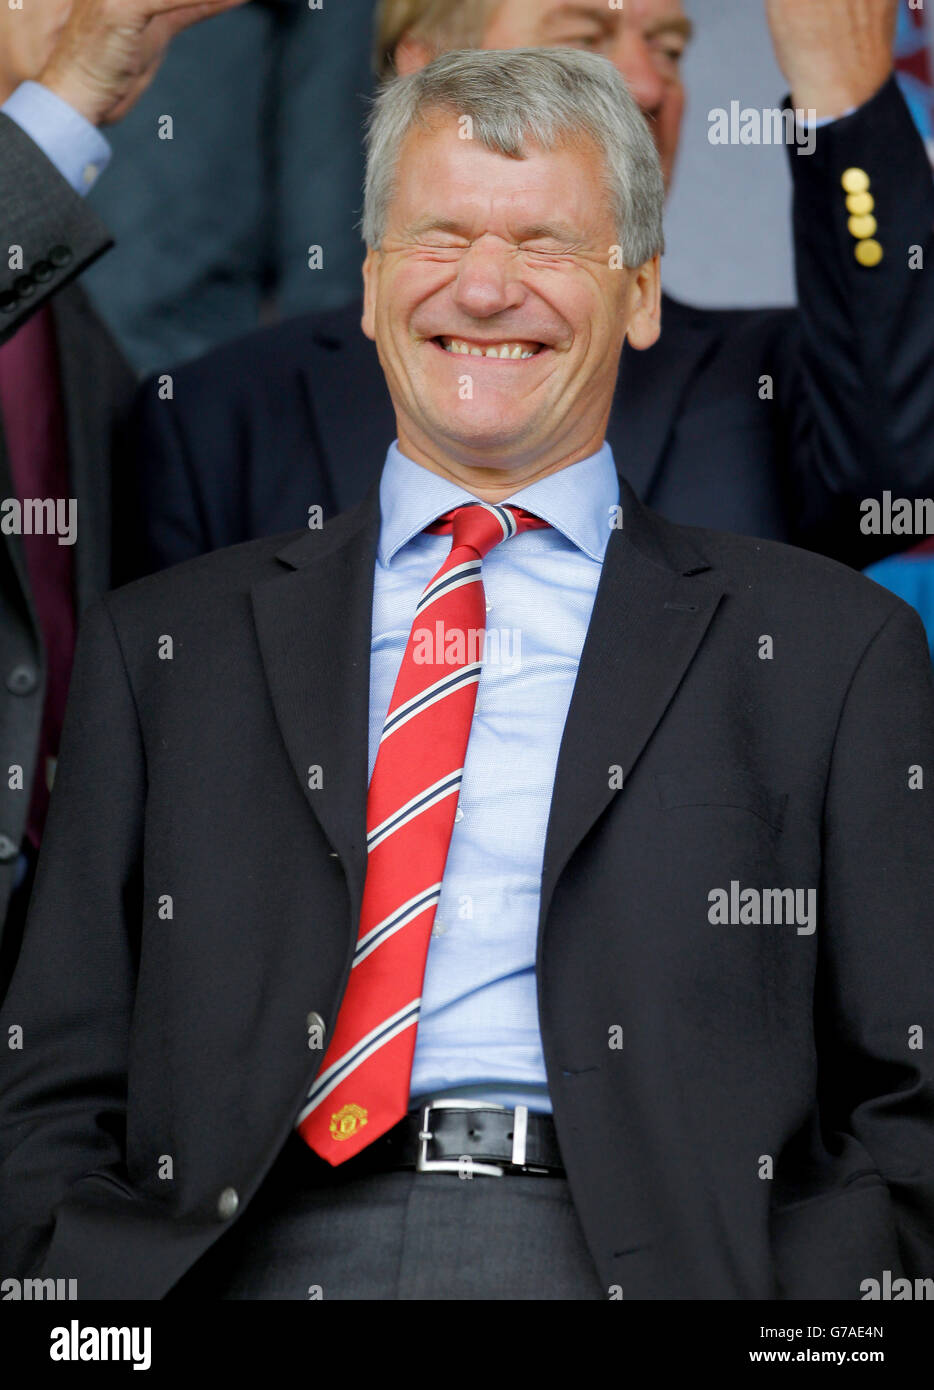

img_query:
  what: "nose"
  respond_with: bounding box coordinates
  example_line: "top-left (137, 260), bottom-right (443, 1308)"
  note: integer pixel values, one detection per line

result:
top-left (452, 236), bottom-right (527, 319)
top-left (608, 30), bottom-right (666, 119)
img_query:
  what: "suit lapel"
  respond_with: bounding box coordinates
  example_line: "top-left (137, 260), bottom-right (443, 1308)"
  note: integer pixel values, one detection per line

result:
top-left (251, 460), bottom-right (727, 938)
top-left (250, 480), bottom-right (382, 916)
top-left (539, 476), bottom-right (727, 924)
top-left (607, 294), bottom-right (721, 503)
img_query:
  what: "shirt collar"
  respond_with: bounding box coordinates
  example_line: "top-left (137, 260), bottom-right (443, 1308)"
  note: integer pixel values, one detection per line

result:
top-left (377, 440), bottom-right (620, 567)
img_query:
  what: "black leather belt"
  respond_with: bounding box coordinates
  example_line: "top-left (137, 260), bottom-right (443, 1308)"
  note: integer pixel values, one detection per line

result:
top-left (292, 1100), bottom-right (566, 1180)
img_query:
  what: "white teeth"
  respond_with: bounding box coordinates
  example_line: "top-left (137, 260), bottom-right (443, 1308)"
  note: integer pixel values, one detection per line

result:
top-left (440, 338), bottom-right (541, 358)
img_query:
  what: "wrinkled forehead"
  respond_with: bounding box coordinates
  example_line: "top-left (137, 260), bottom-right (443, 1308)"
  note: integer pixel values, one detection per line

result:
top-left (389, 121), bottom-right (614, 239)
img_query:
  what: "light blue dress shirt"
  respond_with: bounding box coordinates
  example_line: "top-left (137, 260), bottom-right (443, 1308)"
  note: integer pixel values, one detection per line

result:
top-left (2, 81), bottom-right (110, 194)
top-left (371, 441), bottom-right (620, 1115)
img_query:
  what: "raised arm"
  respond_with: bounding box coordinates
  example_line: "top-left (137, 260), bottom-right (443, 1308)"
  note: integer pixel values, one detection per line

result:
top-left (766, 0), bottom-right (934, 564)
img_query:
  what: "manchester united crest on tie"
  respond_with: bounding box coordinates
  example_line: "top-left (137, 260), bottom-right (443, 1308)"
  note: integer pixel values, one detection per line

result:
top-left (329, 1103), bottom-right (369, 1141)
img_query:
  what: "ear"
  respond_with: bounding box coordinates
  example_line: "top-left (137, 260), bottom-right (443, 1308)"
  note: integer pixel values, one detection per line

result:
top-left (625, 255), bottom-right (662, 352)
top-left (393, 33), bottom-right (436, 77)
top-left (361, 248), bottom-right (379, 342)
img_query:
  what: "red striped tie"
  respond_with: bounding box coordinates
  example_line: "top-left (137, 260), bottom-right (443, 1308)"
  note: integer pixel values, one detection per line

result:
top-left (297, 501), bottom-right (550, 1164)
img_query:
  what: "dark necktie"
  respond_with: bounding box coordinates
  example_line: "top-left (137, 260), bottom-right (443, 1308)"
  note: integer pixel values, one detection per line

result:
top-left (0, 306), bottom-right (76, 849)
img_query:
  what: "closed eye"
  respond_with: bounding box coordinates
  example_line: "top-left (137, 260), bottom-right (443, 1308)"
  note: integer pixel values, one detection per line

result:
top-left (416, 238), bottom-right (470, 250)
top-left (520, 243), bottom-right (579, 259)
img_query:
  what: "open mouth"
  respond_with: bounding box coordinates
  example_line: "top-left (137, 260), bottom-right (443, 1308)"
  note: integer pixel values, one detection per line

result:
top-left (433, 335), bottom-right (546, 360)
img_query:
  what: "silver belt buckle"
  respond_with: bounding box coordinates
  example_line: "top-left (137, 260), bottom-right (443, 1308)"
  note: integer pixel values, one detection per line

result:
top-left (416, 1098), bottom-right (530, 1177)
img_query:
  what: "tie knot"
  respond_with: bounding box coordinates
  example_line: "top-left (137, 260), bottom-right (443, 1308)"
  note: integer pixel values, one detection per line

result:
top-left (425, 502), bottom-right (550, 559)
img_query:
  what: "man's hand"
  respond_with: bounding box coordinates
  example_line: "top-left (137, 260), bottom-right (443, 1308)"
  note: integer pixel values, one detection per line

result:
top-left (765, 0), bottom-right (897, 120)
top-left (37, 0), bottom-right (249, 127)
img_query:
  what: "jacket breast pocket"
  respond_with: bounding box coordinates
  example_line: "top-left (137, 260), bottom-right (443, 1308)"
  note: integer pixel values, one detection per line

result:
top-left (654, 768), bottom-right (787, 833)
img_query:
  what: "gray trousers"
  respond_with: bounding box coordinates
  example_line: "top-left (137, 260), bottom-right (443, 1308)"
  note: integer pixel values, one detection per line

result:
top-left (169, 1133), bottom-right (605, 1300)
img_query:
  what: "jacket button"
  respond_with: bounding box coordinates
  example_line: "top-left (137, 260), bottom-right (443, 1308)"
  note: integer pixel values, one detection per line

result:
top-left (7, 664), bottom-right (38, 695)
top-left (217, 1187), bottom-right (239, 1220)
top-left (854, 239), bottom-right (883, 268)
top-left (7, 665), bottom-right (38, 695)
top-left (841, 167), bottom-right (870, 195)
top-left (0, 836), bottom-right (17, 862)
top-left (0, 292), bottom-right (15, 313)
top-left (32, 260), bottom-right (53, 283)
top-left (845, 192), bottom-right (874, 217)
top-left (13, 275), bottom-right (35, 299)
top-left (49, 245), bottom-right (73, 268)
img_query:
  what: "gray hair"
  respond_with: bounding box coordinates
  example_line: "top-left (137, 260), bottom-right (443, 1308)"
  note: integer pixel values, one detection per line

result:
top-left (362, 47), bottom-right (665, 267)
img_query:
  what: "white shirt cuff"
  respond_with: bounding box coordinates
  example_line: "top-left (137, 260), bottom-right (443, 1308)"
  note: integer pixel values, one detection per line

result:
top-left (796, 105), bottom-right (858, 130)
top-left (1, 80), bottom-right (111, 195)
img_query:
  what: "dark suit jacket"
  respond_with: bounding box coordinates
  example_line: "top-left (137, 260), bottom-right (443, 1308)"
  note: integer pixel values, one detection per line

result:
top-left (126, 77), bottom-right (934, 583)
top-left (0, 115), bottom-right (135, 947)
top-left (1, 471), bottom-right (933, 1300)
top-left (0, 113), bottom-right (113, 337)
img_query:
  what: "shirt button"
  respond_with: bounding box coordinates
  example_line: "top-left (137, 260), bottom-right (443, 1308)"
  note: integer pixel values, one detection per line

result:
top-left (432, 920), bottom-right (447, 937)
top-left (306, 1010), bottom-right (326, 1033)
top-left (217, 1187), bottom-right (239, 1220)
top-left (485, 600), bottom-right (493, 613)
top-left (0, 835), bottom-right (18, 862)
top-left (81, 163), bottom-right (99, 187)
top-left (7, 664), bottom-right (38, 695)
top-left (454, 806), bottom-right (464, 822)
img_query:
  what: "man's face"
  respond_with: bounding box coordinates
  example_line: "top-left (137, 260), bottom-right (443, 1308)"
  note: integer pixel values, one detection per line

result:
top-left (361, 117), bottom-right (660, 493)
top-left (0, 0), bottom-right (72, 104)
top-left (482, 0), bottom-right (690, 189)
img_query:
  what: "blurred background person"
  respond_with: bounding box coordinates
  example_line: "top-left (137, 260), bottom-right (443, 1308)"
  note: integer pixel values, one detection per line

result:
top-left (0, 0), bottom-right (246, 995)
top-left (81, 0), bottom-right (377, 374)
